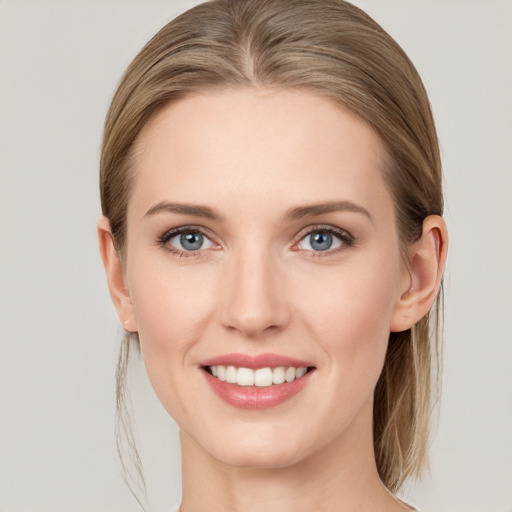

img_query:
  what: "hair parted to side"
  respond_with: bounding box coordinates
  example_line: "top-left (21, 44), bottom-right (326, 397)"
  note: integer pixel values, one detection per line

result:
top-left (100, 0), bottom-right (443, 496)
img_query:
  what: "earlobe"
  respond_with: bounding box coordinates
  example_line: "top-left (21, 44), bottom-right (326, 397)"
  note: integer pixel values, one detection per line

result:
top-left (390, 215), bottom-right (448, 332)
top-left (97, 217), bottom-right (138, 332)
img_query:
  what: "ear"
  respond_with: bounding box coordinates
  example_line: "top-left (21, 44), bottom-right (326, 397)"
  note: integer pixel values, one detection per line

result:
top-left (97, 216), bottom-right (138, 333)
top-left (390, 215), bottom-right (448, 332)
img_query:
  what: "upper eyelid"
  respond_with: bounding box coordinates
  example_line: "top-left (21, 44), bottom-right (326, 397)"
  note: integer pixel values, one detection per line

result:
top-left (161, 223), bottom-right (351, 239)
top-left (161, 225), bottom-right (213, 240)
top-left (298, 223), bottom-right (351, 235)
top-left (294, 224), bottom-right (354, 242)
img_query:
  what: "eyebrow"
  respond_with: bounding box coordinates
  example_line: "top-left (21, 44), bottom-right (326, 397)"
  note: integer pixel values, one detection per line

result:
top-left (144, 199), bottom-right (373, 224)
top-left (144, 201), bottom-right (224, 222)
top-left (282, 200), bottom-right (373, 223)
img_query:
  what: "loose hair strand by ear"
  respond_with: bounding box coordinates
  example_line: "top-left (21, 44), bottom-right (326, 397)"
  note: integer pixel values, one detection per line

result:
top-left (115, 332), bottom-right (148, 510)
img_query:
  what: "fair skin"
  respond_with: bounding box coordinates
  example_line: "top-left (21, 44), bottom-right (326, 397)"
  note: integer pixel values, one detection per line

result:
top-left (99, 89), bottom-right (447, 512)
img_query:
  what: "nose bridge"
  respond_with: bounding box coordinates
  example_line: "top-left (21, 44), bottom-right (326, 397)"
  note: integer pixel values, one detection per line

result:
top-left (219, 240), bottom-right (289, 338)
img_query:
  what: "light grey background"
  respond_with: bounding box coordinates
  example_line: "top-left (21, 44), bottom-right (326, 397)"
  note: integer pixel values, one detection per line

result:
top-left (1, 1), bottom-right (511, 511)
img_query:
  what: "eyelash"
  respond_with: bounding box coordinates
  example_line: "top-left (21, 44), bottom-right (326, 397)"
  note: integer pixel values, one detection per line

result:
top-left (156, 224), bottom-right (355, 259)
top-left (157, 226), bottom-right (216, 259)
top-left (296, 224), bottom-right (355, 258)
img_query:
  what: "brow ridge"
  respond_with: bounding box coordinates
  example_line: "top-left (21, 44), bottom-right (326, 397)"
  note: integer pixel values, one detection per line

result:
top-left (282, 200), bottom-right (373, 223)
top-left (144, 201), bottom-right (223, 222)
top-left (144, 199), bottom-right (372, 224)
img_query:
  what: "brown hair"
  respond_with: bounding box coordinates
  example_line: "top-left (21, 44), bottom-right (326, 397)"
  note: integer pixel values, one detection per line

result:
top-left (100, 0), bottom-right (443, 497)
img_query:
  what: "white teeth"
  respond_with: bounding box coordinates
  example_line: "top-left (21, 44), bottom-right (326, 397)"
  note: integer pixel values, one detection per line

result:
top-left (272, 366), bottom-right (286, 384)
top-left (296, 367), bottom-right (307, 378)
top-left (285, 367), bottom-right (296, 382)
top-left (254, 367), bottom-right (273, 387)
top-left (237, 367), bottom-right (255, 386)
top-left (208, 365), bottom-right (309, 387)
top-left (226, 366), bottom-right (237, 383)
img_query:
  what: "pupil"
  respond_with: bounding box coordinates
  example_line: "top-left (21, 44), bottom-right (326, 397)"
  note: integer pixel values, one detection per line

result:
top-left (311, 232), bottom-right (332, 251)
top-left (181, 232), bottom-right (202, 250)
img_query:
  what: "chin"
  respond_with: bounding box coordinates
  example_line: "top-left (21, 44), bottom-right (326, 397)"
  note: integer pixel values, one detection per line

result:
top-left (203, 425), bottom-right (317, 470)
top-left (216, 445), bottom-right (306, 470)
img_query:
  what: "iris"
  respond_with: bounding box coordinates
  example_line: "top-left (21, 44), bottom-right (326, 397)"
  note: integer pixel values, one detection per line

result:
top-left (181, 232), bottom-right (203, 251)
top-left (310, 232), bottom-right (333, 251)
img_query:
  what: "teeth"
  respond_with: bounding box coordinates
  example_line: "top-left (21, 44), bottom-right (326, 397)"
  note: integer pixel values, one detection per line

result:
top-left (237, 367), bottom-right (255, 386)
top-left (254, 368), bottom-right (273, 387)
top-left (272, 366), bottom-right (285, 384)
top-left (226, 366), bottom-right (237, 384)
top-left (285, 367), bottom-right (296, 382)
top-left (208, 365), bottom-right (309, 387)
top-left (296, 367), bottom-right (307, 378)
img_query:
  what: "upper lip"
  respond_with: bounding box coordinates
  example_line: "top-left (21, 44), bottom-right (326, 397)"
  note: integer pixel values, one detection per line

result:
top-left (200, 352), bottom-right (314, 370)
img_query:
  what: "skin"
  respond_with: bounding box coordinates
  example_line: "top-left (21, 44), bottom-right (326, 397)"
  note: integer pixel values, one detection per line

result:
top-left (99, 88), bottom-right (447, 512)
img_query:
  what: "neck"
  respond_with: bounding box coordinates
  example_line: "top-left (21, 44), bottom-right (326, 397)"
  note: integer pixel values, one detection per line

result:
top-left (179, 403), bottom-right (409, 512)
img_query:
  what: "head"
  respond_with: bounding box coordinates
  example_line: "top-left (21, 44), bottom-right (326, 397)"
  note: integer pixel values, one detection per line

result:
top-left (99, 0), bottom-right (447, 496)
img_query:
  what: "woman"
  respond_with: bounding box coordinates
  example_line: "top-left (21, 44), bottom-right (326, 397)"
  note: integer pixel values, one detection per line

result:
top-left (98, 0), bottom-right (448, 510)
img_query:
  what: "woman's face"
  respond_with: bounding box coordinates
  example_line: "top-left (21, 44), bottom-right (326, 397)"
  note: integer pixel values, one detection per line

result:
top-left (123, 88), bottom-right (409, 468)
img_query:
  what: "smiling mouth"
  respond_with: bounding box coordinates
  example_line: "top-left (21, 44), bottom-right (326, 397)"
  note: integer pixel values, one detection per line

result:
top-left (204, 365), bottom-right (315, 387)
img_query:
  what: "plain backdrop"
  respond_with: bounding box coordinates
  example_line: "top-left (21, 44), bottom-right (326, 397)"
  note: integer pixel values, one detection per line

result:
top-left (1, 1), bottom-right (511, 511)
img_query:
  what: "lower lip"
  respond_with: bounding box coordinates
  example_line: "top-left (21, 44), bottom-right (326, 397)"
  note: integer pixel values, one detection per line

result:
top-left (202, 369), bottom-right (314, 410)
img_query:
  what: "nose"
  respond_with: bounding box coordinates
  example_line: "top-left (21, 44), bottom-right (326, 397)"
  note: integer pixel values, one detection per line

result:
top-left (219, 247), bottom-right (291, 339)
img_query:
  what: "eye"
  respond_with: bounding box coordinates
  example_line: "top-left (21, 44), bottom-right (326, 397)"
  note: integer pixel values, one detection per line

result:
top-left (296, 226), bottom-right (353, 254)
top-left (160, 227), bottom-right (216, 255)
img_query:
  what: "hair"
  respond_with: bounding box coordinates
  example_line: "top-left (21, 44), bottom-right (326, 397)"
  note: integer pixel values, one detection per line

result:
top-left (100, 0), bottom-right (443, 501)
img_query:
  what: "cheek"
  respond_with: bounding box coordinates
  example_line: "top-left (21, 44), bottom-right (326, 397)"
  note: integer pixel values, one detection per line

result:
top-left (295, 253), bottom-right (401, 382)
top-left (127, 254), bottom-right (217, 379)
top-left (126, 256), bottom-right (220, 421)
top-left (129, 258), bottom-right (216, 344)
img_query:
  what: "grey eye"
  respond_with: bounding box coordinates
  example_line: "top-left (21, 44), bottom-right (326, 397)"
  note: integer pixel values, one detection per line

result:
top-left (310, 232), bottom-right (333, 251)
top-left (181, 232), bottom-right (203, 250)
top-left (168, 231), bottom-right (214, 251)
top-left (298, 230), bottom-right (343, 252)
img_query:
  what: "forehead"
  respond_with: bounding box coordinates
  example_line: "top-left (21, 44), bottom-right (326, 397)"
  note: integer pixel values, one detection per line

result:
top-left (129, 88), bottom-right (392, 223)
